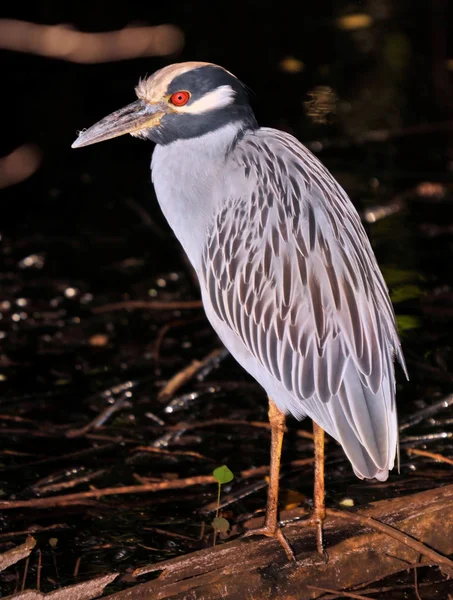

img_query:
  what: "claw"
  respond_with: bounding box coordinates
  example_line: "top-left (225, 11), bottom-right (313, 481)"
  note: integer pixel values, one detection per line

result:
top-left (244, 524), bottom-right (296, 561)
top-left (296, 512), bottom-right (327, 560)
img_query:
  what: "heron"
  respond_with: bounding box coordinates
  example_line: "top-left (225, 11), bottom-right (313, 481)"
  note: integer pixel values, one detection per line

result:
top-left (72, 62), bottom-right (407, 561)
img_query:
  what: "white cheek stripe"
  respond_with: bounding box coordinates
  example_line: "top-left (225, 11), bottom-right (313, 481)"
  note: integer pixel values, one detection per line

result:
top-left (177, 85), bottom-right (235, 114)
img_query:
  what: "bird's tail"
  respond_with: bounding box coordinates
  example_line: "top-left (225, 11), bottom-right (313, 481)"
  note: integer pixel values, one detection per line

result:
top-left (304, 358), bottom-right (398, 481)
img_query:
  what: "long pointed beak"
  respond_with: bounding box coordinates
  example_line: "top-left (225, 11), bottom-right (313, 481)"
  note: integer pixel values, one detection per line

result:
top-left (71, 100), bottom-right (165, 148)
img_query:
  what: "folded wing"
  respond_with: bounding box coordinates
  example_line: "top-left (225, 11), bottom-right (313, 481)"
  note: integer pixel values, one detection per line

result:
top-left (201, 128), bottom-right (407, 480)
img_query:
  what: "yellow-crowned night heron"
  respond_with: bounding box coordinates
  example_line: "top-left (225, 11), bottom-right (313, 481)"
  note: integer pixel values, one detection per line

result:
top-left (72, 62), bottom-right (407, 561)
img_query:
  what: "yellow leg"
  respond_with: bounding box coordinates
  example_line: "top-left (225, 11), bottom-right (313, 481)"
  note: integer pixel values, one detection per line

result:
top-left (244, 397), bottom-right (295, 561)
top-left (298, 421), bottom-right (327, 558)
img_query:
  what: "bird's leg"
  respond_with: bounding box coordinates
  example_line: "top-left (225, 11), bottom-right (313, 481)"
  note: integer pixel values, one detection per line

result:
top-left (297, 421), bottom-right (327, 559)
top-left (244, 397), bottom-right (295, 561)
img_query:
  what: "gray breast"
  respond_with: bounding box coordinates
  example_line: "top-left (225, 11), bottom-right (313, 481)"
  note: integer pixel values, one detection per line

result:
top-left (151, 122), bottom-right (244, 272)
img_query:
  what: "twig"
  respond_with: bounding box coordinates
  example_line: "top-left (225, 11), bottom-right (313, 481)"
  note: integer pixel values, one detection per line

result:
top-left (143, 527), bottom-right (199, 542)
top-left (33, 469), bottom-right (107, 494)
top-left (351, 570), bottom-right (436, 597)
top-left (414, 555), bottom-right (423, 600)
top-left (0, 459), bottom-right (315, 512)
top-left (352, 563), bottom-right (436, 592)
top-left (1, 442), bottom-right (119, 473)
top-left (400, 393), bottom-right (453, 431)
top-left (0, 413), bottom-right (33, 423)
top-left (92, 299), bottom-right (202, 313)
top-left (307, 586), bottom-right (374, 600)
top-left (66, 393), bottom-right (130, 438)
top-left (134, 446), bottom-right (209, 460)
top-left (326, 508), bottom-right (453, 574)
top-left (74, 556), bottom-right (81, 578)
top-left (21, 554), bottom-right (30, 591)
top-left (0, 475), bottom-right (217, 510)
top-left (36, 549), bottom-right (42, 591)
top-left (407, 448), bottom-right (453, 466)
top-left (157, 348), bottom-right (224, 401)
top-left (168, 417), bottom-right (315, 441)
top-left (0, 524), bottom-right (68, 541)
top-left (154, 318), bottom-right (192, 366)
top-left (51, 545), bottom-right (59, 580)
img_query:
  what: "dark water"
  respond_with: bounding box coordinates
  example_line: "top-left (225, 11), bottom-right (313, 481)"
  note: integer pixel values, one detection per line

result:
top-left (1, 1), bottom-right (453, 597)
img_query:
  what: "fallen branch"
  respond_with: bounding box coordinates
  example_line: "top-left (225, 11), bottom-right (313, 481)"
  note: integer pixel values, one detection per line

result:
top-left (0, 475), bottom-right (217, 510)
top-left (325, 508), bottom-right (453, 574)
top-left (4, 572), bottom-right (118, 600)
top-left (0, 537), bottom-right (36, 572)
top-left (0, 460), bottom-right (314, 511)
top-left (102, 483), bottom-right (453, 600)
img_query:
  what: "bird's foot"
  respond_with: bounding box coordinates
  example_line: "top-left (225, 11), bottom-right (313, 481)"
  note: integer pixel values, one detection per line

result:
top-left (296, 511), bottom-right (328, 561)
top-left (243, 524), bottom-right (296, 562)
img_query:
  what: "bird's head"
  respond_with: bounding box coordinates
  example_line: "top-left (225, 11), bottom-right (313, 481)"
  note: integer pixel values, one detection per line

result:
top-left (72, 62), bottom-right (257, 148)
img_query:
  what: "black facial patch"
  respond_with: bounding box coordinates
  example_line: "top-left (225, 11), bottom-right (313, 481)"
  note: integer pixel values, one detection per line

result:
top-left (167, 65), bottom-right (247, 105)
top-left (146, 65), bottom-right (258, 145)
top-left (150, 105), bottom-right (257, 145)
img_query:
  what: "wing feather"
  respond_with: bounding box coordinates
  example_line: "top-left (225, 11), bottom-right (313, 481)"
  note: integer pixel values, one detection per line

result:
top-left (201, 128), bottom-right (406, 479)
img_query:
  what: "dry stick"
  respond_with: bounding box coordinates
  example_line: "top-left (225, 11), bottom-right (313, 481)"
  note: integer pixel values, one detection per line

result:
top-left (92, 299), bottom-right (202, 313)
top-left (143, 527), bottom-right (199, 542)
top-left (21, 554), bottom-right (30, 591)
top-left (0, 458), bottom-right (315, 512)
top-left (36, 549), bottom-right (42, 592)
top-left (168, 418), bottom-right (314, 440)
top-left (0, 523), bottom-right (68, 541)
top-left (407, 447), bottom-right (453, 466)
top-left (154, 318), bottom-right (191, 365)
top-left (73, 556), bottom-right (81, 578)
top-left (66, 393), bottom-right (129, 438)
top-left (34, 470), bottom-right (107, 494)
top-left (325, 508), bottom-right (453, 573)
top-left (414, 557), bottom-right (423, 600)
top-left (157, 348), bottom-right (224, 401)
top-left (0, 475), bottom-right (217, 510)
top-left (351, 561), bottom-right (437, 595)
top-left (134, 446), bottom-right (209, 460)
top-left (400, 393), bottom-right (453, 431)
top-left (307, 586), bottom-right (374, 600)
top-left (0, 536), bottom-right (36, 572)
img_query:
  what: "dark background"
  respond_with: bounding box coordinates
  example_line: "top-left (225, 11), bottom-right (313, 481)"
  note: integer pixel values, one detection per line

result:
top-left (1, 1), bottom-right (453, 597)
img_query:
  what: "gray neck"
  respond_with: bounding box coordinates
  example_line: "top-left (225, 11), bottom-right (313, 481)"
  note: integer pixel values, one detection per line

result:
top-left (151, 122), bottom-right (241, 272)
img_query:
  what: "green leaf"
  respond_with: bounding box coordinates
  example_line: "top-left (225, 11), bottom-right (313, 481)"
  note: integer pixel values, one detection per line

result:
top-left (396, 314), bottom-right (421, 333)
top-left (212, 517), bottom-right (230, 533)
top-left (381, 267), bottom-right (423, 286)
top-left (213, 465), bottom-right (234, 485)
top-left (390, 284), bottom-right (423, 304)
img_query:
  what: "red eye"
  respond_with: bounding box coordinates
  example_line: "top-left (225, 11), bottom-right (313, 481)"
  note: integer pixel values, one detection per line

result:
top-left (170, 91), bottom-right (190, 106)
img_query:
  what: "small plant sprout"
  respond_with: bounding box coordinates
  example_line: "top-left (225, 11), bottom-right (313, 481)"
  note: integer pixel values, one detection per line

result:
top-left (212, 465), bottom-right (234, 545)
